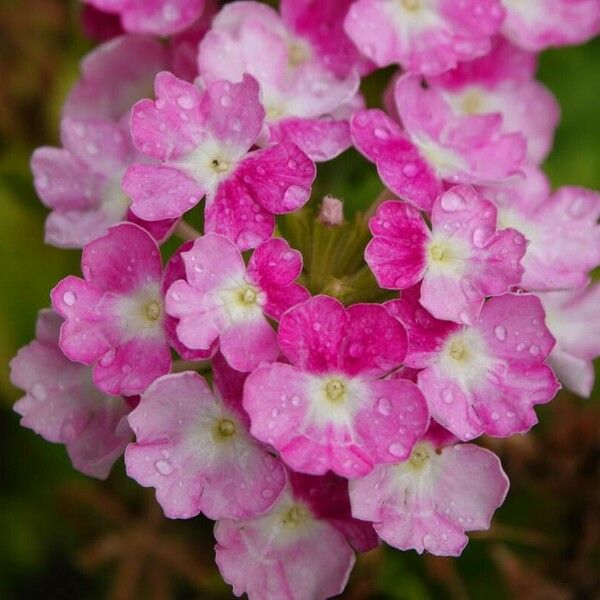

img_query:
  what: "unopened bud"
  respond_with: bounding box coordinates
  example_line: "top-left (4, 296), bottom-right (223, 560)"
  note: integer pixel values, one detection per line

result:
top-left (318, 195), bottom-right (344, 226)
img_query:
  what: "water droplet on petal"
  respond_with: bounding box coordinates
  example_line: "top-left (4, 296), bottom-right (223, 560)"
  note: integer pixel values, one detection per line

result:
top-left (388, 442), bottom-right (406, 458)
top-left (31, 382), bottom-right (47, 400)
top-left (63, 291), bottom-right (77, 306)
top-left (494, 325), bottom-right (506, 341)
top-left (377, 398), bottom-right (392, 416)
top-left (155, 459), bottom-right (174, 475)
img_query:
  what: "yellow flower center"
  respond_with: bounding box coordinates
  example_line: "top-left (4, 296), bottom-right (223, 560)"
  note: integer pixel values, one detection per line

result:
top-left (449, 340), bottom-right (468, 361)
top-left (401, 0), bottom-right (420, 10)
top-left (408, 443), bottom-right (432, 471)
top-left (144, 301), bottom-right (161, 322)
top-left (325, 379), bottom-right (346, 403)
top-left (211, 158), bottom-right (230, 173)
top-left (282, 504), bottom-right (309, 526)
top-left (429, 244), bottom-right (445, 262)
top-left (239, 286), bottom-right (258, 305)
top-left (215, 418), bottom-right (236, 439)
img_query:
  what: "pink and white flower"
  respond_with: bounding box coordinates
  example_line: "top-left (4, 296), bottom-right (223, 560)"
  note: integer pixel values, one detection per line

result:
top-left (483, 170), bottom-right (600, 291)
top-left (31, 116), bottom-right (174, 248)
top-left (197, 1), bottom-right (362, 161)
top-left (215, 470), bottom-right (378, 600)
top-left (123, 73), bottom-right (315, 250)
top-left (501, 0), bottom-right (600, 52)
top-left (386, 289), bottom-right (560, 441)
top-left (81, 0), bottom-right (206, 36)
top-left (166, 233), bottom-right (310, 372)
top-left (429, 37), bottom-right (560, 164)
top-left (351, 74), bottom-right (526, 211)
top-left (125, 363), bottom-right (287, 519)
top-left (243, 295), bottom-right (429, 478)
top-left (344, 0), bottom-right (505, 76)
top-left (538, 285), bottom-right (600, 398)
top-left (366, 186), bottom-right (526, 324)
top-left (10, 310), bottom-right (132, 479)
top-left (50, 223), bottom-right (172, 396)
top-left (349, 422), bottom-right (509, 556)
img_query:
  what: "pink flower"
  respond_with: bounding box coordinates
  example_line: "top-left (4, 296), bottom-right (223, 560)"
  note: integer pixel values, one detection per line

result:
top-left (50, 223), bottom-right (172, 396)
top-left (538, 285), bottom-right (600, 398)
top-left (243, 295), bottom-right (429, 478)
top-left (166, 233), bottom-right (310, 372)
top-left (125, 363), bottom-right (287, 519)
top-left (32, 115), bottom-right (175, 248)
top-left (63, 35), bottom-right (169, 121)
top-left (501, 0), bottom-right (600, 52)
top-left (82, 0), bottom-right (206, 36)
top-left (387, 289), bottom-right (560, 441)
top-left (10, 310), bottom-right (132, 479)
top-left (197, 1), bottom-right (362, 161)
top-left (215, 470), bottom-right (378, 600)
top-left (482, 169), bottom-right (600, 291)
top-left (429, 37), bottom-right (560, 164)
top-left (349, 423), bottom-right (509, 556)
top-left (366, 186), bottom-right (526, 325)
top-left (351, 74), bottom-right (526, 211)
top-left (123, 73), bottom-right (315, 250)
top-left (344, 0), bottom-right (505, 76)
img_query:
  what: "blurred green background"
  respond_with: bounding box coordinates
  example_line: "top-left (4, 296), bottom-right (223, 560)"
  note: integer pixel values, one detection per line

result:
top-left (0, 2), bottom-right (598, 599)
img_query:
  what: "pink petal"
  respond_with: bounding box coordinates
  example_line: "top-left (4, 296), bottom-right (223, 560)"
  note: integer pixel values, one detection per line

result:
top-left (220, 318), bottom-right (279, 373)
top-left (235, 142), bottom-right (315, 214)
top-left (351, 109), bottom-right (442, 211)
top-left (365, 200), bottom-right (429, 290)
top-left (124, 163), bottom-right (206, 221)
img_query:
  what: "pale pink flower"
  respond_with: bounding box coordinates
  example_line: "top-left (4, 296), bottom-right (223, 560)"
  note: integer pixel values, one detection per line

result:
top-left (387, 289), bottom-right (560, 441)
top-left (366, 186), bottom-right (526, 324)
top-left (344, 0), bottom-right (505, 75)
top-left (31, 116), bottom-right (174, 248)
top-left (11, 310), bottom-right (132, 479)
top-left (501, 0), bottom-right (600, 52)
top-left (125, 362), bottom-right (287, 519)
top-left (538, 285), bottom-right (600, 398)
top-left (429, 37), bottom-right (560, 164)
top-left (123, 73), bottom-right (315, 250)
top-left (82, 0), bottom-right (206, 36)
top-left (166, 233), bottom-right (310, 372)
top-left (350, 422), bottom-right (509, 556)
top-left (51, 223), bottom-right (172, 396)
top-left (215, 471), bottom-right (378, 600)
top-left (351, 74), bottom-right (526, 211)
top-left (198, 1), bottom-right (363, 161)
top-left (482, 168), bottom-right (600, 291)
top-left (243, 295), bottom-right (429, 478)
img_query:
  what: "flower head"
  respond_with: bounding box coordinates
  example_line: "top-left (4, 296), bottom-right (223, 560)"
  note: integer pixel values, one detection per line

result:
top-left (243, 295), bottom-right (429, 478)
top-left (10, 310), bottom-right (132, 479)
top-left (123, 72), bottom-right (315, 249)
top-left (366, 186), bottom-right (526, 324)
top-left (50, 223), bottom-right (172, 396)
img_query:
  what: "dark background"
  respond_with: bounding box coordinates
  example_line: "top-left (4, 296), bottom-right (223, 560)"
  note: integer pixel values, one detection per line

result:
top-left (0, 2), bottom-right (599, 598)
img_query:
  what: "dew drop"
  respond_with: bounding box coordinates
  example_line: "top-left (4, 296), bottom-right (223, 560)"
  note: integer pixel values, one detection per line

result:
top-left (491, 411), bottom-right (500, 421)
top-left (177, 95), bottom-right (194, 109)
top-left (63, 291), bottom-right (77, 306)
top-left (529, 344), bottom-right (540, 356)
top-left (388, 442), bottom-right (406, 458)
top-left (154, 459), bottom-right (174, 475)
top-left (100, 348), bottom-right (116, 366)
top-left (31, 382), bottom-right (47, 400)
top-left (261, 488), bottom-right (274, 499)
top-left (377, 398), bottom-right (392, 416)
top-left (494, 325), bottom-right (506, 341)
top-left (402, 163), bottom-right (418, 177)
top-left (291, 395), bottom-right (301, 406)
top-left (442, 389), bottom-right (454, 404)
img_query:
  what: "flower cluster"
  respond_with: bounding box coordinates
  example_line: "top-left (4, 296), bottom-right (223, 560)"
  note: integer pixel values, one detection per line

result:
top-left (11, 1), bottom-right (600, 598)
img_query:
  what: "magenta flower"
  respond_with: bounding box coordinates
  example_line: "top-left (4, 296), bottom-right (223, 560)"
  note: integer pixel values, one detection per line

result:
top-left (81, 0), bottom-right (206, 36)
top-left (50, 223), bottom-right (172, 396)
top-left (501, 0), bottom-right (600, 52)
top-left (215, 470), bottom-right (378, 600)
top-left (10, 310), bottom-right (132, 479)
top-left (166, 233), bottom-right (309, 372)
top-left (538, 285), bottom-right (600, 398)
top-left (243, 295), bottom-right (429, 478)
top-left (123, 72), bottom-right (315, 250)
top-left (31, 116), bottom-right (175, 248)
top-left (344, 0), bottom-right (505, 76)
top-left (387, 289), bottom-right (560, 441)
top-left (349, 423), bottom-right (509, 556)
top-left (366, 186), bottom-right (526, 325)
top-left (351, 74), bottom-right (526, 211)
top-left (125, 362), bottom-right (287, 519)
top-left (483, 169), bottom-right (600, 291)
top-left (429, 37), bottom-right (560, 164)
top-left (197, 1), bottom-right (363, 161)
